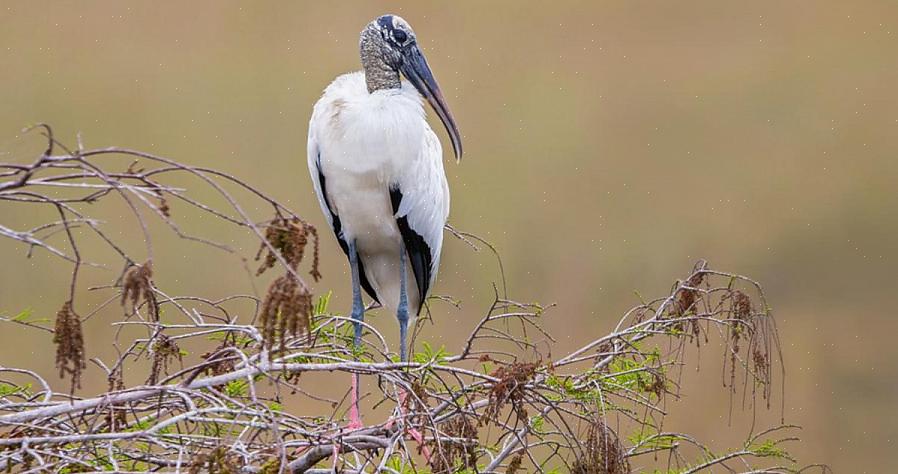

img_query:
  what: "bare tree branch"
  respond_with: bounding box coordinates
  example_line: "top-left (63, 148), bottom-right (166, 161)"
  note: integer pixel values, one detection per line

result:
top-left (0, 127), bottom-right (825, 474)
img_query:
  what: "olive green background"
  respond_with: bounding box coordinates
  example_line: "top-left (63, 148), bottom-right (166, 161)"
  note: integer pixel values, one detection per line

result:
top-left (2, 2), bottom-right (896, 471)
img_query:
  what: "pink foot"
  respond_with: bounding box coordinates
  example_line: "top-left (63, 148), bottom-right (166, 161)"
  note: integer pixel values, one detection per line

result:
top-left (332, 441), bottom-right (341, 468)
top-left (345, 417), bottom-right (364, 431)
top-left (345, 373), bottom-right (364, 431)
top-left (407, 426), bottom-right (432, 461)
top-left (386, 388), bottom-right (432, 461)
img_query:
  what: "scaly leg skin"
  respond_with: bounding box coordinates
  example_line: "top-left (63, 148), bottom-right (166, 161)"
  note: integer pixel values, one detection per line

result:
top-left (347, 240), bottom-right (365, 430)
top-left (301, 258), bottom-right (363, 455)
top-left (391, 243), bottom-right (432, 461)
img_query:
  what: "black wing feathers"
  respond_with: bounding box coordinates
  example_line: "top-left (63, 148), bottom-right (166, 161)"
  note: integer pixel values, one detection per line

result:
top-left (391, 188), bottom-right (432, 315)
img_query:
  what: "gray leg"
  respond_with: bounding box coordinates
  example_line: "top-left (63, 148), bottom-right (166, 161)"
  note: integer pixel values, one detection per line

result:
top-left (348, 240), bottom-right (364, 427)
top-left (397, 242), bottom-right (410, 362)
top-left (391, 244), bottom-right (430, 455)
top-left (348, 240), bottom-right (365, 346)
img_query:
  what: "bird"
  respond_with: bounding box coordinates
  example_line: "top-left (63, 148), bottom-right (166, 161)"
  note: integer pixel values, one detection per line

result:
top-left (306, 14), bottom-right (462, 429)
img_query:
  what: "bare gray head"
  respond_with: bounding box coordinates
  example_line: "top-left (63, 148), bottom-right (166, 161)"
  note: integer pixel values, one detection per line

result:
top-left (359, 14), bottom-right (463, 159)
top-left (360, 15), bottom-right (415, 92)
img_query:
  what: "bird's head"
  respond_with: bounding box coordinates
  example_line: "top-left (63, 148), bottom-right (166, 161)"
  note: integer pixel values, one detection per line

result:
top-left (360, 14), bottom-right (463, 160)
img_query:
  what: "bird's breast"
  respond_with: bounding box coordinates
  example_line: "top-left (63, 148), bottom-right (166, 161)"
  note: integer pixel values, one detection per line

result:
top-left (317, 98), bottom-right (421, 241)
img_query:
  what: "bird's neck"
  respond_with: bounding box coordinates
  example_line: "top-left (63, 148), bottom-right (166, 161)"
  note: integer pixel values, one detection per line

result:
top-left (363, 62), bottom-right (401, 93)
top-left (360, 29), bottom-right (401, 93)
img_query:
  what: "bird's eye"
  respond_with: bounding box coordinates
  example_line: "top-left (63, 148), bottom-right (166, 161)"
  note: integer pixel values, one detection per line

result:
top-left (393, 30), bottom-right (408, 44)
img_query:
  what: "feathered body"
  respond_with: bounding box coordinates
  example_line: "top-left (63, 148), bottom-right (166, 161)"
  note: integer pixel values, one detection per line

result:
top-left (307, 71), bottom-right (450, 317)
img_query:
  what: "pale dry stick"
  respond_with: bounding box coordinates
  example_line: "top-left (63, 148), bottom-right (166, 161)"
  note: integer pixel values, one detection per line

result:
top-left (0, 358), bottom-right (500, 428)
top-left (0, 130), bottom-right (817, 473)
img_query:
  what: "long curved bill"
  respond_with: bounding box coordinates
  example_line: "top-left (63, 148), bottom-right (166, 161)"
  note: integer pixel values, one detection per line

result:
top-left (399, 45), bottom-right (463, 160)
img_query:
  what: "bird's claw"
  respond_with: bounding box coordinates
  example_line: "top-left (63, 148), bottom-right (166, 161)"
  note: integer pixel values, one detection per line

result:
top-left (407, 426), bottom-right (432, 461)
top-left (385, 389), bottom-right (432, 462)
top-left (345, 419), bottom-right (365, 431)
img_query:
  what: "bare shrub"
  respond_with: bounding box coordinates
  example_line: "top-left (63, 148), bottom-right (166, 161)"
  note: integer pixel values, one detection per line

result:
top-left (0, 126), bottom-right (827, 473)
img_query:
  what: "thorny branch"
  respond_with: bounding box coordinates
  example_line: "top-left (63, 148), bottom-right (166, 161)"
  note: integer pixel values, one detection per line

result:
top-left (0, 127), bottom-right (826, 473)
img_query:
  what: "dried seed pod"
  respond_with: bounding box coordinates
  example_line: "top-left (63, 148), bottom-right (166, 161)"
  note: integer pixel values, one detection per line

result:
top-left (147, 334), bottom-right (182, 385)
top-left (429, 415), bottom-right (479, 473)
top-left (201, 340), bottom-right (238, 377)
top-left (572, 418), bottom-right (629, 474)
top-left (106, 367), bottom-right (127, 429)
top-left (255, 218), bottom-right (307, 273)
top-left (507, 454), bottom-right (524, 473)
top-left (481, 361), bottom-right (538, 426)
top-left (255, 217), bottom-right (321, 281)
top-left (121, 261), bottom-right (158, 321)
top-left (53, 300), bottom-right (86, 394)
top-left (732, 289), bottom-right (752, 323)
top-left (672, 269), bottom-right (706, 318)
top-left (189, 446), bottom-right (240, 474)
top-left (158, 194), bottom-right (170, 218)
top-left (259, 274), bottom-right (312, 351)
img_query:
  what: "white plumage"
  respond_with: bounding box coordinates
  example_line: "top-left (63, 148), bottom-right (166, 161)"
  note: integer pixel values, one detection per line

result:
top-left (306, 15), bottom-right (461, 428)
top-left (307, 71), bottom-right (450, 316)
top-left (308, 15), bottom-right (462, 430)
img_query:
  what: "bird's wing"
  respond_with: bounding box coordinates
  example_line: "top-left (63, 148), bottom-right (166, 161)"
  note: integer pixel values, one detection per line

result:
top-left (391, 128), bottom-right (450, 314)
top-left (307, 121), bottom-right (381, 303)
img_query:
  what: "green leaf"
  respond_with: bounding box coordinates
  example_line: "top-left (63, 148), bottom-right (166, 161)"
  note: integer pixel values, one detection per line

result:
top-left (529, 414), bottom-right (545, 434)
top-left (12, 308), bottom-right (33, 321)
top-left (314, 291), bottom-right (332, 316)
top-left (0, 382), bottom-right (31, 397)
top-left (749, 439), bottom-right (793, 460)
top-left (413, 341), bottom-right (451, 364)
top-left (224, 379), bottom-right (249, 398)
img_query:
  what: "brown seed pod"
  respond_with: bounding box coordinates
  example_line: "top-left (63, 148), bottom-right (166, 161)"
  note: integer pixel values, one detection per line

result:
top-left (259, 274), bottom-right (312, 351)
top-left (481, 361), bottom-right (538, 426)
top-left (188, 446), bottom-right (240, 474)
top-left (255, 218), bottom-right (308, 273)
top-left (571, 418), bottom-right (629, 474)
top-left (428, 415), bottom-right (479, 473)
top-left (121, 261), bottom-right (158, 321)
top-left (147, 334), bottom-right (183, 385)
top-left (53, 300), bottom-right (86, 394)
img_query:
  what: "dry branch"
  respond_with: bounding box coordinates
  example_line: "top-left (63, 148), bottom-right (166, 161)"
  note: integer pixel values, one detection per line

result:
top-left (0, 126), bottom-right (826, 473)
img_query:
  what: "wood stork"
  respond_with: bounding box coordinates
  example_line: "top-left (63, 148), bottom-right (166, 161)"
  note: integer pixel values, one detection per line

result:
top-left (307, 14), bottom-right (462, 428)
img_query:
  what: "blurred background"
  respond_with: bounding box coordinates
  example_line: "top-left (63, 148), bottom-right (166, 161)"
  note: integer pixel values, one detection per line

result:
top-left (2, 1), bottom-right (896, 471)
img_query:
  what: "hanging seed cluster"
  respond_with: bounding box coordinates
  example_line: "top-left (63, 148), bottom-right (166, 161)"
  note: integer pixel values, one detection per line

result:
top-left (256, 217), bottom-right (317, 351)
top-left (571, 418), bottom-right (629, 474)
top-left (106, 367), bottom-right (127, 429)
top-left (188, 446), bottom-right (240, 474)
top-left (669, 268), bottom-right (706, 338)
top-left (429, 415), bottom-right (479, 473)
top-left (507, 454), bottom-right (524, 473)
top-left (672, 270), bottom-right (706, 318)
top-left (482, 361), bottom-right (538, 425)
top-left (121, 261), bottom-right (158, 321)
top-left (255, 217), bottom-right (319, 278)
top-left (724, 289), bottom-right (773, 403)
top-left (53, 300), bottom-right (85, 394)
top-left (201, 340), bottom-right (238, 377)
top-left (637, 370), bottom-right (666, 399)
top-left (259, 274), bottom-right (312, 351)
top-left (728, 289), bottom-right (752, 390)
top-left (147, 334), bottom-right (183, 385)
top-left (152, 185), bottom-right (171, 218)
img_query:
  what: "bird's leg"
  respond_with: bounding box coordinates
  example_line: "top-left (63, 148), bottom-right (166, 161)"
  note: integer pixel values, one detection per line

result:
top-left (392, 242), bottom-right (431, 460)
top-left (397, 242), bottom-right (410, 363)
top-left (347, 240), bottom-right (365, 430)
